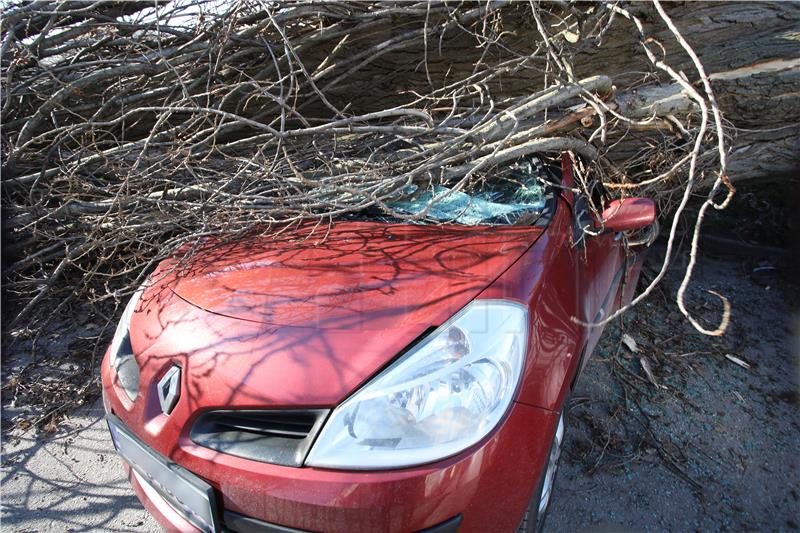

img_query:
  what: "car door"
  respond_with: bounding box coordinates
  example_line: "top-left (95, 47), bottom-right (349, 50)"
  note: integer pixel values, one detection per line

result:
top-left (575, 200), bottom-right (627, 360)
top-left (559, 155), bottom-right (627, 370)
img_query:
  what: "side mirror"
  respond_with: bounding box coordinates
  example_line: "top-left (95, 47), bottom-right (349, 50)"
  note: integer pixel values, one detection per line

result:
top-left (597, 198), bottom-right (656, 233)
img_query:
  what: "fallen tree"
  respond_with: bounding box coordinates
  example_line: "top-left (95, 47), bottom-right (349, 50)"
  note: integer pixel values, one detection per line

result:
top-left (2, 1), bottom-right (797, 336)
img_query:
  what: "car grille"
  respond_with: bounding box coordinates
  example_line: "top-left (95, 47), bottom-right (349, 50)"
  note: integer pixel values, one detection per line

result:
top-left (190, 409), bottom-right (329, 467)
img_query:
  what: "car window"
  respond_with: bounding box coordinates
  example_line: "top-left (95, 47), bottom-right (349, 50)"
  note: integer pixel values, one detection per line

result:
top-left (361, 156), bottom-right (554, 226)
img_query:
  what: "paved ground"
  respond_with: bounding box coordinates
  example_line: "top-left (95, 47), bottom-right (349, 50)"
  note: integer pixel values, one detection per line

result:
top-left (1, 403), bottom-right (158, 532)
top-left (2, 249), bottom-right (798, 532)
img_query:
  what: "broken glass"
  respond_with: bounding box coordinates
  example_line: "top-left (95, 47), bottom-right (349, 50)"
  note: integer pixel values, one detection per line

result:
top-left (385, 156), bottom-right (550, 226)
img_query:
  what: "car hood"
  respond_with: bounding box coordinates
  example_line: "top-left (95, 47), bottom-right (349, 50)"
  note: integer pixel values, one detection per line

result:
top-left (129, 221), bottom-right (544, 407)
top-left (165, 221), bottom-right (541, 331)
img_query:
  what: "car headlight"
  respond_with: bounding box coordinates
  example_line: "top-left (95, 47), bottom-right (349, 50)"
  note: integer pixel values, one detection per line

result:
top-left (305, 299), bottom-right (528, 470)
top-left (109, 288), bottom-right (144, 401)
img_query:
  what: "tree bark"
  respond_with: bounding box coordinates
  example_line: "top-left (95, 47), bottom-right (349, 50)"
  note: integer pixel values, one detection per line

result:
top-left (323, 2), bottom-right (799, 182)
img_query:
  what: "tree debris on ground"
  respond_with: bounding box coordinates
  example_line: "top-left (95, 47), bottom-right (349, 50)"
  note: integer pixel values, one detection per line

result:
top-left (551, 250), bottom-right (798, 530)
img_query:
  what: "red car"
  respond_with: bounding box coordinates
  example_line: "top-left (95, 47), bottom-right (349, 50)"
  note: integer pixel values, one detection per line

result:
top-left (101, 156), bottom-right (655, 533)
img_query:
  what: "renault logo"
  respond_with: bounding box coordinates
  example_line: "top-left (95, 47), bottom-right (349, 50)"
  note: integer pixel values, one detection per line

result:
top-left (157, 366), bottom-right (181, 415)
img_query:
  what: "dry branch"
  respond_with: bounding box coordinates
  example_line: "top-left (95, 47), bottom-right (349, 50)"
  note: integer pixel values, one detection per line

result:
top-left (2, 0), bottom-right (794, 335)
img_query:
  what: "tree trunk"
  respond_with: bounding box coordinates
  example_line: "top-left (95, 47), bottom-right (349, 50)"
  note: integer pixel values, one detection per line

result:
top-left (324, 2), bottom-right (799, 183)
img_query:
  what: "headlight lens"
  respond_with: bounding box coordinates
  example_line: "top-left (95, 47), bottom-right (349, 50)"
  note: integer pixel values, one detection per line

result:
top-left (305, 299), bottom-right (528, 469)
top-left (109, 288), bottom-right (144, 401)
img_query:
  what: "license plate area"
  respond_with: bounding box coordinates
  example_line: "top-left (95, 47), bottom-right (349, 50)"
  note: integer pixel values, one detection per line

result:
top-left (107, 414), bottom-right (220, 532)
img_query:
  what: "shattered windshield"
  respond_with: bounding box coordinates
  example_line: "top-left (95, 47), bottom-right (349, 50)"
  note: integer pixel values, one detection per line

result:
top-left (374, 156), bottom-right (552, 226)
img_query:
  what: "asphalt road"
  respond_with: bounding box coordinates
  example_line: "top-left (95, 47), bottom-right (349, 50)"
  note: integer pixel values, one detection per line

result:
top-left (2, 252), bottom-right (798, 532)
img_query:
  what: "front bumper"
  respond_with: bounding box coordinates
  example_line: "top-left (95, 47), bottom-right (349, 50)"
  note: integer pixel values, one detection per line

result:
top-left (103, 360), bottom-right (558, 533)
top-left (126, 459), bottom-right (462, 533)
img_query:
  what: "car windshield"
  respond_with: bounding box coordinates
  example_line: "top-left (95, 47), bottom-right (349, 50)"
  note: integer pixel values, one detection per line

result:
top-left (354, 156), bottom-right (553, 226)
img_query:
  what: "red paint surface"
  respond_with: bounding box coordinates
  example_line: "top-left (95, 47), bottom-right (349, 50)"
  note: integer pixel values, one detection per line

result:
top-left (102, 158), bottom-right (654, 532)
top-left (598, 197), bottom-right (656, 232)
top-left (160, 223), bottom-right (542, 330)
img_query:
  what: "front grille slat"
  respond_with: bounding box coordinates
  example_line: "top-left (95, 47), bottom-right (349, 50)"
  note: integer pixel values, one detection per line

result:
top-left (216, 422), bottom-right (309, 439)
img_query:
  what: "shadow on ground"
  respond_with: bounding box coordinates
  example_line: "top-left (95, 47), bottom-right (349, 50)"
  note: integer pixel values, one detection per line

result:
top-left (1, 402), bottom-right (158, 532)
